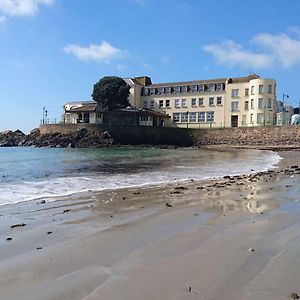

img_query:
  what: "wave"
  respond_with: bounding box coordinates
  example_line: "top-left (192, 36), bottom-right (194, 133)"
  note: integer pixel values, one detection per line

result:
top-left (0, 149), bottom-right (281, 206)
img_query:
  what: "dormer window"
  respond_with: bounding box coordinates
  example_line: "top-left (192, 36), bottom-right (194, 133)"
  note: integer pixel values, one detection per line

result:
top-left (150, 88), bottom-right (156, 95)
top-left (165, 87), bottom-right (172, 94)
top-left (158, 87), bottom-right (165, 95)
top-left (174, 86), bottom-right (181, 94)
top-left (191, 85), bottom-right (198, 93)
top-left (209, 83), bottom-right (216, 92)
top-left (181, 86), bottom-right (188, 93)
top-left (216, 83), bottom-right (223, 91)
top-left (199, 84), bottom-right (205, 92)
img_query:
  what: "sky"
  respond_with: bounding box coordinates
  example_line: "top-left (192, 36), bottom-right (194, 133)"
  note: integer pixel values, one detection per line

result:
top-left (1, 0), bottom-right (300, 132)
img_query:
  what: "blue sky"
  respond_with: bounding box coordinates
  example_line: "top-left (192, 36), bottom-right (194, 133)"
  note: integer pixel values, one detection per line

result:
top-left (1, 0), bottom-right (300, 132)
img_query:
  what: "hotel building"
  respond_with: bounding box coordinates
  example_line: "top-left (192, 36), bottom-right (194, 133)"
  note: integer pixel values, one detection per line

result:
top-left (125, 73), bottom-right (277, 128)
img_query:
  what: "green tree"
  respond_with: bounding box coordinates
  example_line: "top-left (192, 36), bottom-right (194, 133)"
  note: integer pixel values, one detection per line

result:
top-left (92, 76), bottom-right (130, 110)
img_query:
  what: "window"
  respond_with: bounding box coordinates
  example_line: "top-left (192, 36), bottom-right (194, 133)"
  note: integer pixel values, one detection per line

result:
top-left (257, 113), bottom-right (264, 124)
top-left (250, 99), bottom-right (254, 109)
top-left (245, 88), bottom-right (249, 96)
top-left (175, 99), bottom-right (180, 108)
top-left (274, 84), bottom-right (276, 95)
top-left (150, 88), bottom-right (156, 95)
top-left (173, 113), bottom-right (180, 123)
top-left (199, 98), bottom-right (204, 106)
top-left (181, 98), bottom-right (187, 107)
top-left (165, 87), bottom-right (172, 94)
top-left (158, 87), bottom-right (165, 95)
top-left (140, 115), bottom-right (149, 122)
top-left (268, 84), bottom-right (272, 94)
top-left (217, 83), bottom-right (223, 91)
top-left (231, 89), bottom-right (239, 97)
top-left (174, 86), bottom-right (181, 94)
top-left (207, 111), bottom-right (214, 122)
top-left (150, 100), bottom-right (155, 108)
top-left (143, 100), bottom-right (148, 108)
top-left (209, 97), bottom-right (214, 106)
top-left (250, 113), bottom-right (254, 123)
top-left (209, 83), bottom-right (216, 92)
top-left (191, 85), bottom-right (198, 93)
top-left (166, 99), bottom-right (170, 108)
top-left (199, 84), bottom-right (205, 92)
top-left (242, 115), bottom-right (247, 125)
top-left (258, 98), bottom-right (264, 109)
top-left (181, 112), bottom-right (188, 122)
top-left (191, 98), bottom-right (197, 107)
top-left (144, 88), bottom-right (149, 96)
top-left (245, 101), bottom-right (249, 110)
top-left (267, 98), bottom-right (272, 109)
top-left (159, 100), bottom-right (164, 108)
top-left (217, 97), bottom-right (222, 105)
top-left (181, 86), bottom-right (188, 93)
top-left (251, 86), bottom-right (254, 95)
top-left (259, 85), bottom-right (264, 94)
top-left (231, 101), bottom-right (239, 111)
top-left (189, 112), bottom-right (197, 122)
top-left (198, 112), bottom-right (206, 122)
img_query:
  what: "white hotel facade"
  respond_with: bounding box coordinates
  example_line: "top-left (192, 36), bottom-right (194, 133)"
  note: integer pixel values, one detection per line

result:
top-left (125, 73), bottom-right (277, 128)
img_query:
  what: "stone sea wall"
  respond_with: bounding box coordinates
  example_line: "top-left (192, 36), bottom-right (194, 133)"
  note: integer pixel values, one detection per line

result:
top-left (193, 125), bottom-right (300, 148)
top-left (2, 124), bottom-right (300, 148)
top-left (39, 124), bottom-right (195, 147)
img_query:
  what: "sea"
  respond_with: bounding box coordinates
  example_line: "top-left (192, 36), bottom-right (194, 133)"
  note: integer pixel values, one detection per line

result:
top-left (0, 147), bottom-right (281, 207)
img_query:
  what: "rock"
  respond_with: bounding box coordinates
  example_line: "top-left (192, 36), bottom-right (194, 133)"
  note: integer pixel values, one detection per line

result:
top-left (11, 223), bottom-right (26, 228)
top-left (40, 200), bottom-right (46, 204)
top-left (248, 248), bottom-right (256, 252)
top-left (47, 231), bottom-right (52, 235)
top-left (63, 209), bottom-right (71, 213)
top-left (165, 202), bottom-right (172, 207)
top-left (6, 237), bottom-right (12, 241)
top-left (175, 186), bottom-right (188, 190)
top-left (290, 293), bottom-right (300, 299)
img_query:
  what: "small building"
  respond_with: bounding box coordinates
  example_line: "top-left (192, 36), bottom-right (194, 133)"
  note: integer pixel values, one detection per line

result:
top-left (62, 101), bottom-right (103, 124)
top-left (62, 101), bottom-right (169, 127)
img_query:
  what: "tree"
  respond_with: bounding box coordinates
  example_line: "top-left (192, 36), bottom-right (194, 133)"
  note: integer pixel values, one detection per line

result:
top-left (92, 76), bottom-right (130, 110)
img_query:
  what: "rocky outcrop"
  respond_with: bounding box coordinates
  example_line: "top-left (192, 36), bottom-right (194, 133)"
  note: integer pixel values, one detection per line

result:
top-left (0, 130), bottom-right (26, 147)
top-left (0, 128), bottom-right (113, 148)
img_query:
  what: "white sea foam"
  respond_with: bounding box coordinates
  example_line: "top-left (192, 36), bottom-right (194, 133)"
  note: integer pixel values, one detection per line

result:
top-left (0, 149), bottom-right (281, 206)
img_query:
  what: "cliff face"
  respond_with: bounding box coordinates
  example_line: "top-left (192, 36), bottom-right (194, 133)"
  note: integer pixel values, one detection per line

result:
top-left (0, 128), bottom-right (113, 148)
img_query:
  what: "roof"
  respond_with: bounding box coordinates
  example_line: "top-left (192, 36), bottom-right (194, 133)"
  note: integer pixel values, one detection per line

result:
top-left (140, 73), bottom-right (261, 88)
top-left (65, 102), bottom-right (97, 112)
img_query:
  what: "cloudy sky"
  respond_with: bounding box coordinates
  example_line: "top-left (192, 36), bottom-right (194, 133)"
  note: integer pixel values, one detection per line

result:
top-left (1, 0), bottom-right (300, 132)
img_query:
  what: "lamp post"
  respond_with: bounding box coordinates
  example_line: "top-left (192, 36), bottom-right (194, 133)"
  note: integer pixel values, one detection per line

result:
top-left (43, 107), bottom-right (48, 124)
top-left (186, 111), bottom-right (189, 129)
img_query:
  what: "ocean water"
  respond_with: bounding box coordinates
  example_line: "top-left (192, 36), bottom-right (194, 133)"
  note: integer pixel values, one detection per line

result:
top-left (0, 147), bottom-right (281, 206)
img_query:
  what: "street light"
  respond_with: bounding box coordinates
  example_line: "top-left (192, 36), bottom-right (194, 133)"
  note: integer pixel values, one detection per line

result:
top-left (43, 107), bottom-right (48, 124)
top-left (186, 111), bottom-right (189, 128)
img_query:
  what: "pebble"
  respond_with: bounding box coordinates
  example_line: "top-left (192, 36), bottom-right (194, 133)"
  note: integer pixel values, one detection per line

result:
top-left (290, 293), bottom-right (300, 299)
top-left (249, 248), bottom-right (256, 252)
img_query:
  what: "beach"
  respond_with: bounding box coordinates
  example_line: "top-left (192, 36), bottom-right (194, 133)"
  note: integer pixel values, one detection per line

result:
top-left (1, 150), bottom-right (300, 299)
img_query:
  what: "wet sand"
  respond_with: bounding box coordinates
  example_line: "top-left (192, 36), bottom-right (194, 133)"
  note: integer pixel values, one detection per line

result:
top-left (1, 151), bottom-right (300, 299)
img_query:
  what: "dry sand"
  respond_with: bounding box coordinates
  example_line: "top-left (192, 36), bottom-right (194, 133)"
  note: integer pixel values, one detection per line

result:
top-left (1, 151), bottom-right (300, 299)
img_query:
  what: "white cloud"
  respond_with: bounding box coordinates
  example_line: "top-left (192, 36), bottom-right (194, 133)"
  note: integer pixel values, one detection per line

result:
top-left (132, 0), bottom-right (145, 6)
top-left (0, 0), bottom-right (54, 17)
top-left (253, 33), bottom-right (300, 68)
top-left (63, 40), bottom-right (127, 63)
top-left (203, 40), bottom-right (273, 69)
top-left (0, 15), bottom-right (6, 23)
top-left (203, 29), bottom-right (300, 69)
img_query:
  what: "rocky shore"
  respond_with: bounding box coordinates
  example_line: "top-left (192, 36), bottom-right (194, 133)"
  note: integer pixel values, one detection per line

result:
top-left (0, 128), bottom-right (113, 148)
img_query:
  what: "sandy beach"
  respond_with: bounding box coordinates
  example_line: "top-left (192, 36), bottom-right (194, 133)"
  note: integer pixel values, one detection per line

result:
top-left (1, 150), bottom-right (300, 299)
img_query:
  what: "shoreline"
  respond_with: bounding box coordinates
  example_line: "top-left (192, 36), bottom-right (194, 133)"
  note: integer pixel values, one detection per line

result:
top-left (1, 150), bottom-right (300, 299)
